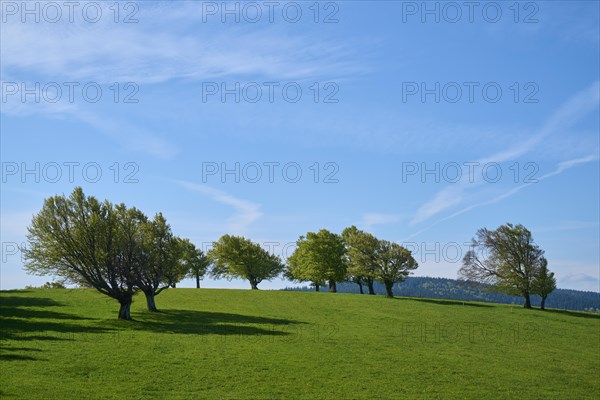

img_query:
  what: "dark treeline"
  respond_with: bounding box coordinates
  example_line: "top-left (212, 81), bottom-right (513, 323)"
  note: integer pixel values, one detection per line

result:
top-left (284, 276), bottom-right (600, 313)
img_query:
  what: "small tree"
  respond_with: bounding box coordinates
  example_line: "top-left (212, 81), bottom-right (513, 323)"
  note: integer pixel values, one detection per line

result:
top-left (23, 188), bottom-right (140, 320)
top-left (25, 281), bottom-right (66, 289)
top-left (532, 258), bottom-right (556, 310)
top-left (459, 223), bottom-right (546, 308)
top-left (184, 241), bottom-right (211, 288)
top-left (374, 240), bottom-right (418, 297)
top-left (286, 244), bottom-right (325, 292)
top-left (287, 230), bottom-right (346, 292)
top-left (342, 226), bottom-right (379, 295)
top-left (209, 235), bottom-right (283, 289)
top-left (43, 281), bottom-right (66, 289)
top-left (134, 213), bottom-right (181, 312)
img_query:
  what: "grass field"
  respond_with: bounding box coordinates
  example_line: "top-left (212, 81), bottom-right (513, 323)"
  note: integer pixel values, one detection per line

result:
top-left (1, 288), bottom-right (599, 399)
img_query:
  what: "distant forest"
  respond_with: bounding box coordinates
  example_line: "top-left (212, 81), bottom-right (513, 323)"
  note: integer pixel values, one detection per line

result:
top-left (284, 277), bottom-right (600, 313)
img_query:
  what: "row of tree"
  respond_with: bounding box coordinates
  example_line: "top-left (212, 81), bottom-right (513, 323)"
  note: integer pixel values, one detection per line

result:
top-left (198, 228), bottom-right (420, 298)
top-left (285, 227), bottom-right (419, 297)
top-left (24, 189), bottom-right (420, 319)
top-left (24, 188), bottom-right (556, 319)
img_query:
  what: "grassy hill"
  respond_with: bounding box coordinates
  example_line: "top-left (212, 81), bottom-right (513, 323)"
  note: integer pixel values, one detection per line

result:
top-left (1, 289), bottom-right (599, 399)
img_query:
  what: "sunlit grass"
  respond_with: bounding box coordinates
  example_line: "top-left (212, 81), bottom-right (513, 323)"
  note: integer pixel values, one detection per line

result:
top-left (1, 289), bottom-right (598, 399)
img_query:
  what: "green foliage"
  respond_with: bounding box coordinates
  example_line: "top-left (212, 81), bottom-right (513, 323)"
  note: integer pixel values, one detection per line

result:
top-left (459, 223), bottom-right (547, 308)
top-left (374, 240), bottom-right (418, 297)
top-left (23, 187), bottom-right (189, 317)
top-left (341, 226), bottom-right (418, 296)
top-left (532, 259), bottom-right (556, 297)
top-left (341, 226), bottom-right (379, 285)
top-left (136, 213), bottom-right (189, 306)
top-left (287, 229), bottom-right (347, 291)
top-left (182, 240), bottom-right (211, 288)
top-left (1, 289), bottom-right (598, 399)
top-left (23, 187), bottom-right (139, 319)
top-left (532, 259), bottom-right (557, 309)
top-left (24, 281), bottom-right (66, 289)
top-left (209, 235), bottom-right (283, 289)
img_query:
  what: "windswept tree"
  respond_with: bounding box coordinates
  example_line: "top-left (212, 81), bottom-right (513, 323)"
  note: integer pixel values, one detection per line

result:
top-left (135, 213), bottom-right (188, 312)
top-left (209, 235), bottom-right (283, 289)
top-left (183, 241), bottom-right (211, 288)
top-left (342, 226), bottom-right (379, 295)
top-left (374, 240), bottom-right (418, 297)
top-left (23, 188), bottom-right (141, 320)
top-left (532, 258), bottom-right (556, 310)
top-left (459, 223), bottom-right (546, 308)
top-left (287, 230), bottom-right (346, 292)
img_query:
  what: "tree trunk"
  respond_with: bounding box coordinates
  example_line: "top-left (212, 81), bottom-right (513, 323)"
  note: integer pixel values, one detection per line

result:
top-left (367, 278), bottom-right (375, 295)
top-left (118, 299), bottom-right (132, 320)
top-left (540, 296), bottom-right (546, 310)
top-left (196, 274), bottom-right (200, 289)
top-left (172, 282), bottom-right (176, 288)
top-left (328, 280), bottom-right (337, 293)
top-left (144, 291), bottom-right (158, 312)
top-left (523, 292), bottom-right (532, 308)
top-left (384, 280), bottom-right (394, 298)
top-left (315, 284), bottom-right (320, 292)
top-left (357, 281), bottom-right (364, 294)
top-left (249, 279), bottom-right (259, 290)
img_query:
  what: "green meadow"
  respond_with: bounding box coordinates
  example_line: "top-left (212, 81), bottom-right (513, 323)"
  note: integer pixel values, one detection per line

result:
top-left (1, 289), bottom-right (598, 399)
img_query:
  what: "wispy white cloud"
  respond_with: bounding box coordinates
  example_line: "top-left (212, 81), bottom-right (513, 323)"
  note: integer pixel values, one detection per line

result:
top-left (551, 259), bottom-right (600, 292)
top-left (559, 272), bottom-right (599, 286)
top-left (539, 155), bottom-right (599, 180)
top-left (411, 187), bottom-right (464, 225)
top-left (1, 2), bottom-right (361, 159)
top-left (410, 82), bottom-right (600, 225)
top-left (361, 213), bottom-right (403, 230)
top-left (405, 154), bottom-right (599, 240)
top-left (476, 134), bottom-right (544, 165)
top-left (78, 112), bottom-right (178, 160)
top-left (177, 180), bottom-right (262, 234)
top-left (0, 87), bottom-right (178, 160)
top-left (0, 3), bottom-right (359, 85)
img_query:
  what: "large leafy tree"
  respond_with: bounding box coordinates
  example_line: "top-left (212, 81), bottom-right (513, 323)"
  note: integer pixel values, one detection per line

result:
top-left (287, 229), bottom-right (347, 292)
top-left (208, 235), bottom-right (283, 289)
top-left (136, 213), bottom-right (188, 311)
top-left (374, 240), bottom-right (418, 297)
top-left (532, 258), bottom-right (556, 310)
top-left (342, 226), bottom-right (379, 295)
top-left (23, 188), bottom-right (142, 320)
top-left (459, 223), bottom-right (546, 308)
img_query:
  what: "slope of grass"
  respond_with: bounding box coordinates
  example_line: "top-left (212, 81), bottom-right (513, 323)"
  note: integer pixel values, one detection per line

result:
top-left (1, 289), bottom-right (599, 399)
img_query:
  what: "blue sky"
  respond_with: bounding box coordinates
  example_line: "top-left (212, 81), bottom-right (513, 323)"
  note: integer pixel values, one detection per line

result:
top-left (1, 1), bottom-right (599, 291)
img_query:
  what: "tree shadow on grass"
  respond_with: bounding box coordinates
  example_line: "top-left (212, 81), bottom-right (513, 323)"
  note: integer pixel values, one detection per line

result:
top-left (1, 295), bottom-right (65, 308)
top-left (0, 346), bottom-right (45, 361)
top-left (544, 309), bottom-right (600, 320)
top-left (0, 353), bottom-right (42, 361)
top-left (395, 297), bottom-right (494, 308)
top-left (0, 295), bottom-right (116, 361)
top-left (0, 289), bottom-right (32, 294)
top-left (118, 309), bottom-right (305, 337)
